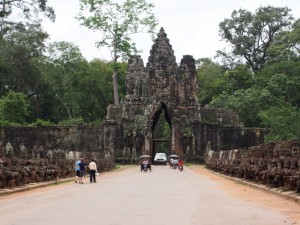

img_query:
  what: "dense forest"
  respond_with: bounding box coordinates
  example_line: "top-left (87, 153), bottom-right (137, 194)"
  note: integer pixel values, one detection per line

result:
top-left (0, 1), bottom-right (299, 142)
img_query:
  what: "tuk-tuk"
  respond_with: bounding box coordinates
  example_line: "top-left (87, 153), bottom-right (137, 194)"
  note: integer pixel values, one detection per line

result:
top-left (139, 155), bottom-right (151, 172)
top-left (169, 154), bottom-right (179, 169)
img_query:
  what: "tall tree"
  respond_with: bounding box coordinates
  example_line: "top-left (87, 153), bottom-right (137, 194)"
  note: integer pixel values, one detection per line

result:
top-left (218, 6), bottom-right (294, 73)
top-left (196, 58), bottom-right (226, 106)
top-left (77, 0), bottom-right (158, 105)
top-left (0, 0), bottom-right (55, 39)
top-left (0, 90), bottom-right (29, 123)
top-left (0, 23), bottom-right (48, 94)
top-left (45, 41), bottom-right (88, 121)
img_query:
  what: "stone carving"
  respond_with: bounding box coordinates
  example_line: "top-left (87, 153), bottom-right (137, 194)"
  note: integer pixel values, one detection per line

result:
top-left (32, 145), bottom-right (39, 159)
top-left (0, 141), bottom-right (115, 189)
top-left (5, 142), bottom-right (14, 157)
top-left (20, 144), bottom-right (28, 159)
top-left (205, 138), bottom-right (300, 193)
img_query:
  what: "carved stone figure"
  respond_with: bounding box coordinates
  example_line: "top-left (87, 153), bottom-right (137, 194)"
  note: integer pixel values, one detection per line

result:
top-left (38, 146), bottom-right (46, 159)
top-left (32, 145), bottom-right (39, 159)
top-left (5, 142), bottom-right (14, 157)
top-left (20, 144), bottom-right (28, 159)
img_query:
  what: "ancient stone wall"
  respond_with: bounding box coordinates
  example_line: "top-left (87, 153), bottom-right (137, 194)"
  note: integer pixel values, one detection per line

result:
top-left (0, 126), bottom-right (115, 189)
top-left (205, 138), bottom-right (300, 193)
top-left (0, 125), bottom-right (104, 156)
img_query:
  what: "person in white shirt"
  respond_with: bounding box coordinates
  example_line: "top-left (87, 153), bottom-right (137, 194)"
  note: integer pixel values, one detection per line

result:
top-left (88, 159), bottom-right (98, 183)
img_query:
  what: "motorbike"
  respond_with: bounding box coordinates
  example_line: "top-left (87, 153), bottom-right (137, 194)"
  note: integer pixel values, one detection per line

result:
top-left (142, 163), bottom-right (148, 172)
top-left (178, 165), bottom-right (183, 172)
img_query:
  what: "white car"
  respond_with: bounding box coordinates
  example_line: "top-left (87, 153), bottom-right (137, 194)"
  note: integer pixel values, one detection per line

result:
top-left (154, 153), bottom-right (167, 165)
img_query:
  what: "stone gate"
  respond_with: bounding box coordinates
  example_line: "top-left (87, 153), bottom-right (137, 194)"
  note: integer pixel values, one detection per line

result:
top-left (104, 28), bottom-right (266, 162)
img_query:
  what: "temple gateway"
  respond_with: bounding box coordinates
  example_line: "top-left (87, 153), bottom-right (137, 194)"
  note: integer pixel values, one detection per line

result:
top-left (104, 28), bottom-right (265, 162)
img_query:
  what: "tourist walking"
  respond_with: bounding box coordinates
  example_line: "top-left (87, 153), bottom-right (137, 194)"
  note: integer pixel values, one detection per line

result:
top-left (89, 159), bottom-right (97, 183)
top-left (74, 158), bottom-right (81, 183)
top-left (79, 159), bottom-right (86, 184)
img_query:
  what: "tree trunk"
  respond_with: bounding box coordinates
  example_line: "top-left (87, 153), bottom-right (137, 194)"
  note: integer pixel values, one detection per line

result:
top-left (0, 0), bottom-right (6, 40)
top-left (112, 68), bottom-right (119, 105)
top-left (112, 42), bottom-right (120, 105)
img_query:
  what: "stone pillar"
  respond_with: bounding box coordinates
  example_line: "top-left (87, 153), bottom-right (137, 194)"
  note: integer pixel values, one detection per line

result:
top-left (192, 137), bottom-right (196, 156)
top-left (171, 124), bottom-right (176, 154)
top-left (144, 133), bottom-right (150, 155)
top-left (217, 126), bottom-right (221, 151)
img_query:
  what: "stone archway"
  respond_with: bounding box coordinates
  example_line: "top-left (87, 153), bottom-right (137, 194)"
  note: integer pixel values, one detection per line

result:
top-left (149, 102), bottom-right (172, 162)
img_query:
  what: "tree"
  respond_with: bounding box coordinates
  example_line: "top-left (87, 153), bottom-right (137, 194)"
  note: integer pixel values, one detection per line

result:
top-left (268, 18), bottom-right (300, 61)
top-left (0, 90), bottom-right (29, 123)
top-left (77, 0), bottom-right (158, 105)
top-left (259, 103), bottom-right (300, 141)
top-left (44, 41), bottom-right (88, 121)
top-left (219, 6), bottom-right (294, 73)
top-left (210, 59), bottom-right (300, 127)
top-left (0, 0), bottom-right (55, 39)
top-left (0, 23), bottom-right (50, 122)
top-left (196, 58), bottom-right (226, 106)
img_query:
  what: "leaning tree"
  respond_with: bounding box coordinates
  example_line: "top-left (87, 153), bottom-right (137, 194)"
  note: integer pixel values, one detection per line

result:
top-left (77, 0), bottom-right (158, 105)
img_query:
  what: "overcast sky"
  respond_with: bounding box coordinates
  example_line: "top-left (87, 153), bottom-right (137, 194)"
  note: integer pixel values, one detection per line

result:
top-left (42, 0), bottom-right (300, 64)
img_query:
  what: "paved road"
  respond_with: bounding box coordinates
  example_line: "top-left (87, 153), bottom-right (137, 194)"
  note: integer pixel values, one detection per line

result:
top-left (0, 166), bottom-right (293, 225)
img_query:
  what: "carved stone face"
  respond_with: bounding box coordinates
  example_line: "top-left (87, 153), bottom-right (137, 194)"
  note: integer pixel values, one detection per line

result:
top-left (292, 143), bottom-right (300, 157)
top-left (279, 148), bottom-right (287, 159)
top-left (273, 147), bottom-right (280, 158)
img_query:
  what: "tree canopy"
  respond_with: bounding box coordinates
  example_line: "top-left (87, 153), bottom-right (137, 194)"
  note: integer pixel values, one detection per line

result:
top-left (0, 0), bottom-right (55, 39)
top-left (218, 6), bottom-right (294, 73)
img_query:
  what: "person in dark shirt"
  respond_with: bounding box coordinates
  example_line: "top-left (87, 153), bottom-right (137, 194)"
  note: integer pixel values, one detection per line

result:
top-left (79, 159), bottom-right (86, 184)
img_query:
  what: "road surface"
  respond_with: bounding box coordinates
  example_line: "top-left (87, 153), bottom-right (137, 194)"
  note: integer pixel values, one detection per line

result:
top-left (0, 165), bottom-right (298, 225)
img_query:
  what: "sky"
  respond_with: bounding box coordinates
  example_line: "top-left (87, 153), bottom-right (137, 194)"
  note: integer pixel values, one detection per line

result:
top-left (42, 0), bottom-right (300, 64)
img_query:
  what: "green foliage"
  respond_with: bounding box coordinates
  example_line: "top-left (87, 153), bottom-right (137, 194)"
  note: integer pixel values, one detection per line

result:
top-left (0, 90), bottom-right (29, 123)
top-left (0, 0), bottom-right (55, 39)
top-left (77, 0), bottom-right (158, 61)
top-left (30, 119), bottom-right (54, 126)
top-left (153, 112), bottom-right (171, 139)
top-left (259, 104), bottom-right (300, 141)
top-left (219, 6), bottom-right (294, 73)
top-left (210, 59), bottom-right (300, 128)
top-left (42, 41), bottom-right (124, 123)
top-left (196, 58), bottom-right (225, 106)
top-left (58, 117), bottom-right (86, 126)
top-left (0, 23), bottom-right (51, 123)
top-left (0, 120), bottom-right (14, 127)
top-left (198, 62), bottom-right (254, 107)
top-left (268, 19), bottom-right (300, 61)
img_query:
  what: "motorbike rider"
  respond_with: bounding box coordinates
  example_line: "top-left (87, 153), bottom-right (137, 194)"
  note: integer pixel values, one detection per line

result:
top-left (169, 158), bottom-right (174, 168)
top-left (141, 158), bottom-right (150, 172)
top-left (178, 158), bottom-right (184, 168)
top-left (172, 158), bottom-right (179, 168)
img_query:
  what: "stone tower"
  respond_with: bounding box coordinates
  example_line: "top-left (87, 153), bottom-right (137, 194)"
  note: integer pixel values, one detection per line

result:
top-left (104, 28), bottom-right (264, 162)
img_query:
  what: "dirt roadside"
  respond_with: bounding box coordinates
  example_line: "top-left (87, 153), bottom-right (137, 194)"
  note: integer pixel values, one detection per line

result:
top-left (189, 165), bottom-right (300, 224)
